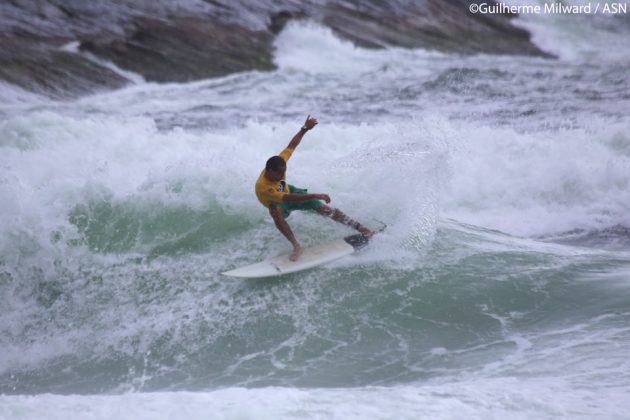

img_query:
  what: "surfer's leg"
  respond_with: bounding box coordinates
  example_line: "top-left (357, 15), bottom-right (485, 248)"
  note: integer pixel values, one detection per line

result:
top-left (269, 205), bottom-right (303, 261)
top-left (316, 205), bottom-right (374, 238)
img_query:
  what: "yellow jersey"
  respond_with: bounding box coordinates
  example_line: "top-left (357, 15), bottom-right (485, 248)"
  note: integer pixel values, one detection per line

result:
top-left (255, 147), bottom-right (294, 208)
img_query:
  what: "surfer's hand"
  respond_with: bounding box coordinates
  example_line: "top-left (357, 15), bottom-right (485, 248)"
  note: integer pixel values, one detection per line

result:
top-left (317, 194), bottom-right (331, 203)
top-left (303, 115), bottom-right (318, 130)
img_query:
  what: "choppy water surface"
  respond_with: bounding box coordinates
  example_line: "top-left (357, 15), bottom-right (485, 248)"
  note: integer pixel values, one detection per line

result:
top-left (1, 11), bottom-right (630, 420)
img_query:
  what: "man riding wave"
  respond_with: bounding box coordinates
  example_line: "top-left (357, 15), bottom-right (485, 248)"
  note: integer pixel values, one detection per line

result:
top-left (255, 115), bottom-right (374, 261)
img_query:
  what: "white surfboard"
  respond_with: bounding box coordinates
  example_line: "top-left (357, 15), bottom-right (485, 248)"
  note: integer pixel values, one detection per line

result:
top-left (222, 234), bottom-right (370, 278)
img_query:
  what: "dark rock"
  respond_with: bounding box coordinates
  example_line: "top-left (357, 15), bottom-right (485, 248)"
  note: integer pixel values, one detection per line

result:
top-left (269, 11), bottom-right (307, 35)
top-left (0, 34), bottom-right (129, 99)
top-left (0, 0), bottom-right (552, 98)
top-left (321, 0), bottom-right (549, 56)
top-left (79, 17), bottom-right (275, 83)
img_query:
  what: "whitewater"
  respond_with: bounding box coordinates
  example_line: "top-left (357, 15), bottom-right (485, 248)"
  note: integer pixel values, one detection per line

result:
top-left (1, 9), bottom-right (630, 420)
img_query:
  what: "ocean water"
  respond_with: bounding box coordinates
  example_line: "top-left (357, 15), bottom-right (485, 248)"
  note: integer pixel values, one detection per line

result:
top-left (1, 9), bottom-right (630, 420)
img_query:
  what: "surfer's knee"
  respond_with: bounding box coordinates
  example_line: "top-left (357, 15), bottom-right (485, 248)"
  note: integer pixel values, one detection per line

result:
top-left (269, 205), bottom-right (285, 221)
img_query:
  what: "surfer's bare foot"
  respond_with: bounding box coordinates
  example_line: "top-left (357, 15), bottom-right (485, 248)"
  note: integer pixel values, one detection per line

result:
top-left (289, 245), bottom-right (303, 261)
top-left (358, 226), bottom-right (375, 238)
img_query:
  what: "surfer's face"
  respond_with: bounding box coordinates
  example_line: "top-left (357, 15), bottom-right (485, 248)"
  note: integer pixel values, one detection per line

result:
top-left (266, 164), bottom-right (286, 182)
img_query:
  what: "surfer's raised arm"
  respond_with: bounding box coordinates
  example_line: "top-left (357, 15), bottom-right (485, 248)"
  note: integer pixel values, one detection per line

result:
top-left (287, 115), bottom-right (318, 150)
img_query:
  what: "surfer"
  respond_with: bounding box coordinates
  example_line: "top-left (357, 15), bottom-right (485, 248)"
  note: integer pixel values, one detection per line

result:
top-left (255, 115), bottom-right (374, 262)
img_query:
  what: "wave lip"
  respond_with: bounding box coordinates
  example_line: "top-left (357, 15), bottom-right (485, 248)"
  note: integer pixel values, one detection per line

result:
top-left (539, 225), bottom-right (630, 251)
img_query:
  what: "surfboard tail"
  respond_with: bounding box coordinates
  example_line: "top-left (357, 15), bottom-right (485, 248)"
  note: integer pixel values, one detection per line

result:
top-left (344, 221), bottom-right (386, 250)
top-left (343, 234), bottom-right (369, 250)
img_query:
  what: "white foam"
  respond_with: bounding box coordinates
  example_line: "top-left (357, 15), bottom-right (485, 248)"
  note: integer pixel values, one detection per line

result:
top-left (0, 111), bottom-right (445, 372)
top-left (1, 108), bottom-right (628, 282)
top-left (1, 378), bottom-right (629, 420)
top-left (504, 0), bottom-right (630, 62)
top-left (273, 20), bottom-right (441, 75)
top-left (443, 120), bottom-right (630, 237)
top-left (0, 81), bottom-right (50, 110)
top-left (274, 20), bottom-right (373, 74)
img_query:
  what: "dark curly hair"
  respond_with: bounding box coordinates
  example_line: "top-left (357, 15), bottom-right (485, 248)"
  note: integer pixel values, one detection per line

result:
top-left (265, 156), bottom-right (286, 172)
